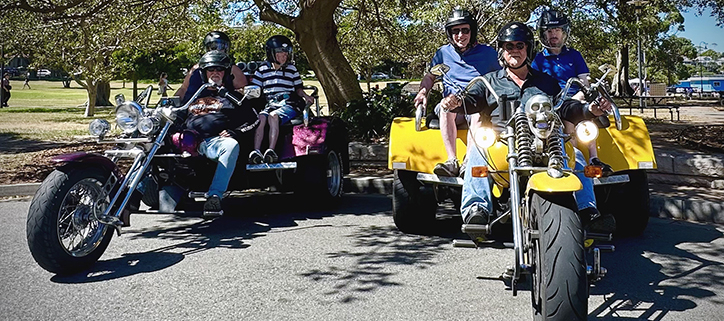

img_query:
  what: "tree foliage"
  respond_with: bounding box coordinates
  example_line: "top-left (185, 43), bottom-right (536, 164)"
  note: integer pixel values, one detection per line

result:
top-left (1, 0), bottom-right (199, 116)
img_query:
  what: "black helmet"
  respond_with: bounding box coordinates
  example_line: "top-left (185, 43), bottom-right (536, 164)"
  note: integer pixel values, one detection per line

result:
top-left (444, 8), bottom-right (478, 51)
top-left (204, 31), bottom-right (231, 53)
top-left (199, 50), bottom-right (231, 71)
top-left (496, 22), bottom-right (536, 67)
top-left (537, 9), bottom-right (570, 49)
top-left (265, 35), bottom-right (294, 66)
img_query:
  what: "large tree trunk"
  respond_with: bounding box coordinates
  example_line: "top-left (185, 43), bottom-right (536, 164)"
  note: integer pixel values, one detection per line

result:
top-left (95, 80), bottom-right (111, 106)
top-left (85, 81), bottom-right (97, 117)
top-left (256, 0), bottom-right (363, 113)
top-left (293, 18), bottom-right (363, 112)
top-left (613, 45), bottom-right (635, 97)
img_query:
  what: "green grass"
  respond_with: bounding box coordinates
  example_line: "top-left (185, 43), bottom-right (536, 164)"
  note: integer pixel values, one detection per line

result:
top-left (7, 79), bottom-right (156, 108)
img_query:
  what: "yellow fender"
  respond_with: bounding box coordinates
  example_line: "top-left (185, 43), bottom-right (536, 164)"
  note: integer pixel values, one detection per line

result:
top-left (526, 171), bottom-right (582, 193)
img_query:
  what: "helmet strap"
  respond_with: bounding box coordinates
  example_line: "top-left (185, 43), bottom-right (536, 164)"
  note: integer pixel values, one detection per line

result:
top-left (508, 63), bottom-right (527, 70)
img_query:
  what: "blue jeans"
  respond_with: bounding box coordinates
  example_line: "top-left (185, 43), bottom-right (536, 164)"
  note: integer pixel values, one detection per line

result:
top-left (460, 144), bottom-right (596, 222)
top-left (198, 136), bottom-right (240, 198)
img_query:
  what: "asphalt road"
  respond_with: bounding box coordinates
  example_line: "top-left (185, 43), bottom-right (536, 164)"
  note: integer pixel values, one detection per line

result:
top-left (1, 194), bottom-right (723, 321)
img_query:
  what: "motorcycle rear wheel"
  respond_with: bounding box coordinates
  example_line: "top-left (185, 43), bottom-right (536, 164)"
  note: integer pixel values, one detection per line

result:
top-left (530, 192), bottom-right (587, 320)
top-left (294, 150), bottom-right (344, 206)
top-left (392, 170), bottom-right (437, 234)
top-left (26, 166), bottom-right (114, 275)
top-left (596, 170), bottom-right (650, 237)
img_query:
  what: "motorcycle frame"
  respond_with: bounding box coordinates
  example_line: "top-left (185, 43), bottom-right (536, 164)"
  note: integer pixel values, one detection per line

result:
top-left (97, 84), bottom-right (215, 225)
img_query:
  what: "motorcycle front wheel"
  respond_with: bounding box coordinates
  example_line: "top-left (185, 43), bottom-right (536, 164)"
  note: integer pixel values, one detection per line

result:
top-left (27, 166), bottom-right (114, 275)
top-left (529, 192), bottom-right (587, 320)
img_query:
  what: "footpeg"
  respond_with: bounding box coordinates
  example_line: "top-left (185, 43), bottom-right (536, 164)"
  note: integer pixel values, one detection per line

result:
top-left (461, 223), bottom-right (490, 235)
top-left (585, 231), bottom-right (613, 241)
top-left (595, 244), bottom-right (615, 252)
top-left (452, 239), bottom-right (478, 248)
top-left (202, 210), bottom-right (224, 218)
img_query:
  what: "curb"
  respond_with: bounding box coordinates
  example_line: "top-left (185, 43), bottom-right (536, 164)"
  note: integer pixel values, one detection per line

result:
top-left (0, 183), bottom-right (40, 198)
top-left (650, 194), bottom-right (724, 224)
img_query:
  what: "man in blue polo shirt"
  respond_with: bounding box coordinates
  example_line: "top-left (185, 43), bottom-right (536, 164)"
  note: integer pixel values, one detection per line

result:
top-left (413, 8), bottom-right (500, 177)
top-left (531, 9), bottom-right (615, 233)
top-left (531, 9), bottom-right (590, 98)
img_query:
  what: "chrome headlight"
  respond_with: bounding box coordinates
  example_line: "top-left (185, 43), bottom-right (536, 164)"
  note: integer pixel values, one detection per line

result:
top-left (89, 119), bottom-right (110, 137)
top-left (474, 127), bottom-right (497, 148)
top-left (575, 121), bottom-right (599, 143)
top-left (525, 95), bottom-right (554, 139)
top-left (138, 116), bottom-right (160, 135)
top-left (115, 101), bottom-right (143, 133)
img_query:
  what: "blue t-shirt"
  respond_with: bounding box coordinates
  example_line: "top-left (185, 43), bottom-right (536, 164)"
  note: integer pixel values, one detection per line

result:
top-left (429, 43), bottom-right (501, 96)
top-left (531, 46), bottom-right (589, 95)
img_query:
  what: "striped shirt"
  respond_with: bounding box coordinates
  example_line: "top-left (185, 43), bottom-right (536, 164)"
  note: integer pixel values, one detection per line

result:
top-left (251, 62), bottom-right (303, 97)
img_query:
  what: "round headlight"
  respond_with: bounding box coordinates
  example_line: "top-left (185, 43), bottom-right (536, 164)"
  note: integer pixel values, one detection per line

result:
top-left (89, 119), bottom-right (110, 137)
top-left (575, 121), bottom-right (599, 143)
top-left (115, 101), bottom-right (142, 133)
top-left (138, 117), bottom-right (160, 135)
top-left (474, 127), bottom-right (497, 149)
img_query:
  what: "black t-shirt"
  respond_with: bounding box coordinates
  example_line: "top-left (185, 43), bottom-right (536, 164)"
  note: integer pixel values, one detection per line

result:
top-left (460, 68), bottom-right (592, 131)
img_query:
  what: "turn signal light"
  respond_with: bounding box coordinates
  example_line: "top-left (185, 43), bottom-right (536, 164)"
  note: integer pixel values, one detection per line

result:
top-left (584, 165), bottom-right (603, 178)
top-left (471, 166), bottom-right (489, 178)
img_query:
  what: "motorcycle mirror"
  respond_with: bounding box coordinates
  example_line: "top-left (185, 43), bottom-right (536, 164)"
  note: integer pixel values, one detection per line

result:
top-left (429, 64), bottom-right (450, 77)
top-left (115, 93), bottom-right (125, 106)
top-left (598, 64), bottom-right (612, 73)
top-left (244, 85), bottom-right (261, 99)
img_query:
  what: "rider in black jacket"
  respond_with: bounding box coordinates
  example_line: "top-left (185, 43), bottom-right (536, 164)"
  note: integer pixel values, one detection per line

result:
top-left (439, 22), bottom-right (615, 243)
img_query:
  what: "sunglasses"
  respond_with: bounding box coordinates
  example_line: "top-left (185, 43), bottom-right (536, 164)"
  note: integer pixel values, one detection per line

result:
top-left (451, 27), bottom-right (471, 35)
top-left (503, 42), bottom-right (526, 51)
top-left (206, 67), bottom-right (225, 72)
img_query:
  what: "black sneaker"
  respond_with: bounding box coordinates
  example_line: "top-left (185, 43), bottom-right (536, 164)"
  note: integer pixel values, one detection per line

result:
top-left (433, 159), bottom-right (460, 177)
top-left (249, 150), bottom-right (263, 164)
top-left (579, 207), bottom-right (616, 234)
top-left (203, 195), bottom-right (223, 218)
top-left (263, 149), bottom-right (278, 163)
top-left (464, 207), bottom-right (489, 245)
top-left (590, 157), bottom-right (614, 175)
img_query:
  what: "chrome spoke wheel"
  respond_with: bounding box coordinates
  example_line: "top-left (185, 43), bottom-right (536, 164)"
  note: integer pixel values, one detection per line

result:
top-left (57, 177), bottom-right (108, 257)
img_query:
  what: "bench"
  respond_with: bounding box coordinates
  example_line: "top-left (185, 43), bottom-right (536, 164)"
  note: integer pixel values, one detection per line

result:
top-left (639, 104), bottom-right (680, 121)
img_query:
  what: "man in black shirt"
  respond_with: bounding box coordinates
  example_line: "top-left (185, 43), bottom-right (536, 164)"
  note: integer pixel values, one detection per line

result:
top-left (439, 22), bottom-right (615, 242)
top-left (183, 51), bottom-right (258, 217)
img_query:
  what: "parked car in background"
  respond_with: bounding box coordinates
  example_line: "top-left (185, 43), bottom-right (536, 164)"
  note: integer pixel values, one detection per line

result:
top-left (2, 67), bottom-right (19, 77)
top-left (371, 72), bottom-right (389, 80)
top-left (37, 69), bottom-right (51, 78)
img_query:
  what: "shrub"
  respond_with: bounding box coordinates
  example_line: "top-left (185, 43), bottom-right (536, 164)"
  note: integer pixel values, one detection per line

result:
top-left (339, 82), bottom-right (416, 142)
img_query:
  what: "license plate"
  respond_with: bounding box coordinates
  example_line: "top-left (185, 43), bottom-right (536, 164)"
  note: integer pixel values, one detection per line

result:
top-left (416, 173), bottom-right (464, 186)
top-left (593, 174), bottom-right (630, 185)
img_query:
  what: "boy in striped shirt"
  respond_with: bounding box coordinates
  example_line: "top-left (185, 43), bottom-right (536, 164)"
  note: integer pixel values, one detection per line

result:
top-left (249, 35), bottom-right (315, 164)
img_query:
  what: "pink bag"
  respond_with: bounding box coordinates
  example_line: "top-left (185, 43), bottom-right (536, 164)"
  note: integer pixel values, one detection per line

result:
top-left (292, 119), bottom-right (328, 156)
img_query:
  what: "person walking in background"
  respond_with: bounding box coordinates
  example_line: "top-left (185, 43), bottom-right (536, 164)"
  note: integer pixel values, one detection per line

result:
top-left (22, 73), bottom-right (31, 89)
top-left (1, 74), bottom-right (11, 107)
top-left (157, 72), bottom-right (172, 97)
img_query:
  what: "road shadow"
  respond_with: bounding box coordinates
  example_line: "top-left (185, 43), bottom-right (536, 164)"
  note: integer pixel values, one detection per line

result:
top-left (589, 218), bottom-right (724, 320)
top-left (0, 132), bottom-right (68, 154)
top-left (51, 193), bottom-right (391, 283)
top-left (299, 196), bottom-right (460, 303)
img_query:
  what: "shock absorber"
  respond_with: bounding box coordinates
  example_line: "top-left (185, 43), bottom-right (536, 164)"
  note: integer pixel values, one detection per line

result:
top-left (515, 112), bottom-right (533, 167)
top-left (546, 120), bottom-right (565, 170)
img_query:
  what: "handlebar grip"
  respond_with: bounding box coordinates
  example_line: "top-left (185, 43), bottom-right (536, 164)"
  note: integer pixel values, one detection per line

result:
top-left (218, 87), bottom-right (244, 106)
